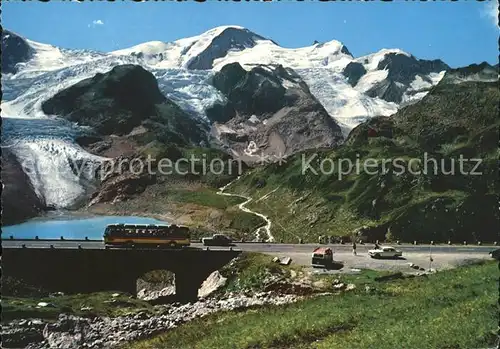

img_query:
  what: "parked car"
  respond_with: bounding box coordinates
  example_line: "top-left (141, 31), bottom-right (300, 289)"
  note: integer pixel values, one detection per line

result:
top-left (311, 247), bottom-right (344, 269)
top-left (202, 234), bottom-right (233, 246)
top-left (489, 248), bottom-right (500, 260)
top-left (312, 247), bottom-right (333, 267)
top-left (368, 246), bottom-right (402, 259)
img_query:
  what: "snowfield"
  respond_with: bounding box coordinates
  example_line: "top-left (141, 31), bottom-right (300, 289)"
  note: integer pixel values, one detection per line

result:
top-left (211, 39), bottom-right (352, 70)
top-left (295, 68), bottom-right (398, 136)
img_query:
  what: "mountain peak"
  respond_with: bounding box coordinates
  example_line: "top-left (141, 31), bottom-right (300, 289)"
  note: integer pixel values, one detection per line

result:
top-left (441, 61), bottom-right (498, 84)
top-left (185, 26), bottom-right (270, 69)
top-left (1, 29), bottom-right (33, 74)
top-left (204, 25), bottom-right (247, 33)
top-left (110, 25), bottom-right (270, 70)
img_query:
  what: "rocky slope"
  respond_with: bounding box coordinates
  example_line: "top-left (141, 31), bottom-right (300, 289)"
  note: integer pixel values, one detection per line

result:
top-left (2, 293), bottom-right (302, 349)
top-left (1, 252), bottom-right (319, 349)
top-left (227, 63), bottom-right (499, 243)
top-left (41, 64), bottom-right (207, 145)
top-left (347, 51), bottom-right (449, 104)
top-left (1, 30), bottom-right (33, 74)
top-left (208, 63), bottom-right (343, 163)
top-left (1, 149), bottom-right (46, 226)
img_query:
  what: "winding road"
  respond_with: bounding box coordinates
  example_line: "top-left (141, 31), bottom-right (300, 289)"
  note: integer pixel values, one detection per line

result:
top-left (211, 180), bottom-right (497, 272)
top-left (217, 179), bottom-right (275, 242)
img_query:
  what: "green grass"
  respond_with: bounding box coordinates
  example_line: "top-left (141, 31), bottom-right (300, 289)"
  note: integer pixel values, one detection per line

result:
top-left (88, 184), bottom-right (265, 240)
top-left (227, 210), bottom-right (267, 239)
top-left (163, 188), bottom-right (244, 210)
top-left (141, 270), bottom-right (175, 284)
top-left (110, 186), bottom-right (245, 211)
top-left (226, 81), bottom-right (499, 244)
top-left (122, 261), bottom-right (498, 349)
top-left (3, 292), bottom-right (154, 323)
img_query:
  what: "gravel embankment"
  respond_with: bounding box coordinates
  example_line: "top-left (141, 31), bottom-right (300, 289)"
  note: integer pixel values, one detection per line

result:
top-left (2, 292), bottom-right (303, 349)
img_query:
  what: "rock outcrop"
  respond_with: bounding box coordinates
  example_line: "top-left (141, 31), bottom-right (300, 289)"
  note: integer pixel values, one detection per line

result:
top-left (363, 53), bottom-right (449, 104)
top-left (88, 154), bottom-right (156, 206)
top-left (208, 63), bottom-right (343, 164)
top-left (345, 116), bottom-right (394, 147)
top-left (1, 30), bottom-right (32, 74)
top-left (342, 62), bottom-right (366, 87)
top-left (187, 27), bottom-right (270, 70)
top-left (376, 53), bottom-right (449, 86)
top-left (1, 149), bottom-right (45, 226)
top-left (41, 65), bottom-right (207, 146)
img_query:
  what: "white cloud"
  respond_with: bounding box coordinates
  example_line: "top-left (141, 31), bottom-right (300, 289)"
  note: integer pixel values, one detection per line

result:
top-left (481, 0), bottom-right (498, 27)
top-left (88, 19), bottom-right (105, 28)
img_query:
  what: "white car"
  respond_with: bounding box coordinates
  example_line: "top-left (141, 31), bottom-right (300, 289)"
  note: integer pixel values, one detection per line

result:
top-left (368, 246), bottom-right (403, 259)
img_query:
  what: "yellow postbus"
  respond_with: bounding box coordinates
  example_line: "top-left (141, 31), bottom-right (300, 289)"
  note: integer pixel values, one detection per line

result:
top-left (103, 224), bottom-right (190, 248)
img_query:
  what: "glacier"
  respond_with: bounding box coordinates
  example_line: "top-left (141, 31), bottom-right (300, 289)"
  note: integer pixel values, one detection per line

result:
top-left (2, 54), bottom-right (224, 208)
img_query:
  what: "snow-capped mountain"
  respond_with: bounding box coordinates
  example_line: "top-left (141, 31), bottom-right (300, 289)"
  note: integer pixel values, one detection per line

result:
top-left (208, 63), bottom-right (344, 163)
top-left (3, 26), bottom-right (449, 129)
top-left (1, 25), bottom-right (450, 209)
top-left (111, 25), bottom-right (271, 70)
top-left (2, 30), bottom-right (106, 78)
top-left (2, 30), bottom-right (34, 74)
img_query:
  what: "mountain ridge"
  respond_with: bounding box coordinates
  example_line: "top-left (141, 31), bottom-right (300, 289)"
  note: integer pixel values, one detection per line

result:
top-left (226, 72), bottom-right (499, 243)
top-left (1, 26), bottom-right (495, 219)
top-left (2, 25), bottom-right (451, 131)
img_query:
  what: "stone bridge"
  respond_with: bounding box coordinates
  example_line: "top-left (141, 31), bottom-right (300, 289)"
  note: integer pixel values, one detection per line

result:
top-left (3, 246), bottom-right (241, 302)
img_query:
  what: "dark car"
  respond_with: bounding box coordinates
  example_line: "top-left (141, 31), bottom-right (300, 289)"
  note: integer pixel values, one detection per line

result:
top-left (202, 234), bottom-right (233, 246)
top-left (489, 248), bottom-right (500, 260)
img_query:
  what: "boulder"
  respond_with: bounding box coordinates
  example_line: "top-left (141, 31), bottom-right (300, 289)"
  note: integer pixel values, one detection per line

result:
top-left (43, 315), bottom-right (92, 349)
top-left (198, 271), bottom-right (227, 298)
top-left (345, 284), bottom-right (356, 291)
top-left (332, 283), bottom-right (346, 290)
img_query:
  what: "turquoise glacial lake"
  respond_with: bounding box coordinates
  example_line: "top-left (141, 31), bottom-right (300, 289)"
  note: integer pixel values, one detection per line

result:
top-left (2, 215), bottom-right (169, 240)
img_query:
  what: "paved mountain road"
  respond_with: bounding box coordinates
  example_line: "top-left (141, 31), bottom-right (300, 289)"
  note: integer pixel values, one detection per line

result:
top-left (3, 240), bottom-right (495, 273)
top-left (2, 239), bottom-right (493, 253)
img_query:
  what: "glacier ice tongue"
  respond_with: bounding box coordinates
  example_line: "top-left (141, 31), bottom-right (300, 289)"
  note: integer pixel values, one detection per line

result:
top-left (10, 138), bottom-right (108, 208)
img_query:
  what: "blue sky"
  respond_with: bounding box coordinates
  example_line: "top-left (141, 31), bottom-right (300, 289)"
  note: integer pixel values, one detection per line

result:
top-left (3, 1), bottom-right (498, 68)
